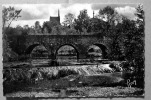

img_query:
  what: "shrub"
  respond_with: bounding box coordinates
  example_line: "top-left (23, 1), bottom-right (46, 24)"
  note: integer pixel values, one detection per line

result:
top-left (3, 67), bottom-right (79, 85)
top-left (109, 62), bottom-right (123, 72)
top-left (55, 69), bottom-right (79, 79)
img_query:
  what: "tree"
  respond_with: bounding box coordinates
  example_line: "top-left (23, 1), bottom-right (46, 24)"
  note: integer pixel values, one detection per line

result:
top-left (4, 27), bottom-right (15, 36)
top-left (5, 25), bottom-right (28, 36)
top-left (62, 13), bottom-right (75, 28)
top-left (22, 25), bottom-right (29, 35)
top-left (42, 21), bottom-right (59, 34)
top-left (120, 16), bottom-right (144, 87)
top-left (135, 4), bottom-right (144, 20)
top-left (15, 25), bottom-right (23, 35)
top-left (51, 25), bottom-right (65, 35)
top-left (88, 18), bottom-right (109, 34)
top-left (74, 9), bottom-right (90, 33)
top-left (43, 27), bottom-right (49, 34)
top-left (66, 28), bottom-right (78, 35)
top-left (2, 6), bottom-right (22, 61)
top-left (35, 21), bottom-right (42, 34)
top-left (134, 4), bottom-right (144, 80)
top-left (119, 6), bottom-right (144, 63)
top-left (2, 6), bottom-right (22, 29)
top-left (99, 6), bottom-right (115, 24)
top-left (135, 4), bottom-right (144, 32)
top-left (28, 26), bottom-right (35, 35)
top-left (97, 6), bottom-right (129, 60)
top-left (109, 5), bottom-right (144, 87)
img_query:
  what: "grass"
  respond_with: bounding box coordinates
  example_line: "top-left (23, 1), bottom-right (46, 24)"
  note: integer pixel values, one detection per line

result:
top-left (5, 86), bottom-right (143, 97)
top-left (5, 79), bottom-right (144, 97)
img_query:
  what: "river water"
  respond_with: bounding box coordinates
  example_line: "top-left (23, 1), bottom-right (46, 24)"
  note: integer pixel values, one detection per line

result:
top-left (31, 55), bottom-right (103, 66)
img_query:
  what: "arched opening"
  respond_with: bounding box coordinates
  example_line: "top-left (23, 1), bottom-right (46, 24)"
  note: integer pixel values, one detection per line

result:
top-left (25, 44), bottom-right (50, 66)
top-left (25, 44), bottom-right (39, 54)
top-left (25, 44), bottom-right (49, 59)
top-left (87, 44), bottom-right (107, 61)
top-left (55, 44), bottom-right (79, 65)
top-left (31, 45), bottom-right (49, 59)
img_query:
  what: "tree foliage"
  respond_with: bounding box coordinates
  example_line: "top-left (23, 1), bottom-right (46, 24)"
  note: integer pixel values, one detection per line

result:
top-left (2, 6), bottom-right (22, 62)
top-left (62, 13), bottom-right (75, 28)
top-left (2, 6), bottom-right (22, 29)
top-left (89, 18), bottom-right (109, 34)
top-left (74, 9), bottom-right (90, 32)
top-left (34, 21), bottom-right (42, 34)
top-left (42, 21), bottom-right (60, 34)
top-left (42, 21), bottom-right (52, 33)
top-left (99, 6), bottom-right (115, 24)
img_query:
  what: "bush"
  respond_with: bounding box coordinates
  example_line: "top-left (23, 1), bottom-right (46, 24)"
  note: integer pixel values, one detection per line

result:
top-left (109, 61), bottom-right (123, 72)
top-left (3, 67), bottom-right (79, 83)
top-left (56, 69), bottom-right (78, 78)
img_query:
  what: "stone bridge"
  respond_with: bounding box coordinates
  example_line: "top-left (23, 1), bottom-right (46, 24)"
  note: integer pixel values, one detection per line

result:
top-left (9, 35), bottom-right (113, 60)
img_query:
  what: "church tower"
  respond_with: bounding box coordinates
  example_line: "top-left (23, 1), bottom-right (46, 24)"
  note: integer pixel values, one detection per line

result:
top-left (93, 11), bottom-right (95, 18)
top-left (49, 9), bottom-right (60, 24)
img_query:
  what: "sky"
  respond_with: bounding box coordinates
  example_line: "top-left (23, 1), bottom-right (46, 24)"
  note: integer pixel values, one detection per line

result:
top-left (3, 4), bottom-right (138, 27)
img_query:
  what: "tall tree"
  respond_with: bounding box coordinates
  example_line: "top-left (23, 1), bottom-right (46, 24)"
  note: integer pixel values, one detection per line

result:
top-left (2, 6), bottom-right (22, 61)
top-left (74, 9), bottom-right (90, 33)
top-left (135, 4), bottom-right (144, 20)
top-left (89, 18), bottom-right (109, 34)
top-left (42, 20), bottom-right (59, 34)
top-left (42, 21), bottom-right (52, 33)
top-left (28, 26), bottom-right (35, 35)
top-left (35, 21), bottom-right (42, 34)
top-left (43, 27), bottom-right (49, 34)
top-left (133, 4), bottom-right (144, 81)
top-left (63, 13), bottom-right (75, 28)
top-left (119, 16), bottom-right (144, 87)
top-left (98, 6), bottom-right (127, 60)
top-left (135, 4), bottom-right (144, 32)
top-left (22, 25), bottom-right (29, 35)
top-left (99, 6), bottom-right (117, 26)
top-left (2, 6), bottom-right (22, 29)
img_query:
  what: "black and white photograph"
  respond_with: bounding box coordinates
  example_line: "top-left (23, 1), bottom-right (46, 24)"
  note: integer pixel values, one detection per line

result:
top-left (2, 4), bottom-right (144, 98)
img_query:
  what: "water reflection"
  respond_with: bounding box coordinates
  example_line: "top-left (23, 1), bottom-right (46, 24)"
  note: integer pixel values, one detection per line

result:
top-left (30, 56), bottom-right (103, 66)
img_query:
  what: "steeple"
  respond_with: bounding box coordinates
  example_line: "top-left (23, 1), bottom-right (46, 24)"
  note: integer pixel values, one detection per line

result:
top-left (58, 9), bottom-right (60, 17)
top-left (93, 11), bottom-right (95, 18)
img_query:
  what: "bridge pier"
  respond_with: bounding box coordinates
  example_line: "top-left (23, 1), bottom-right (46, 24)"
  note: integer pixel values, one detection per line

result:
top-left (48, 53), bottom-right (56, 60)
top-left (79, 53), bottom-right (88, 59)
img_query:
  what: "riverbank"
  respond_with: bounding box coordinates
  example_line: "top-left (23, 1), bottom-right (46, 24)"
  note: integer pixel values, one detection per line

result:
top-left (5, 86), bottom-right (144, 97)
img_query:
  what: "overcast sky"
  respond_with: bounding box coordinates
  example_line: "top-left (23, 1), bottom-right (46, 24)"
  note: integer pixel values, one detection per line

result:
top-left (3, 4), bottom-right (138, 27)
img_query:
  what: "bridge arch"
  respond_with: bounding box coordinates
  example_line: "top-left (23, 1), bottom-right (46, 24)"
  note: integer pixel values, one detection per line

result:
top-left (55, 44), bottom-right (79, 59)
top-left (87, 43), bottom-right (108, 59)
top-left (25, 43), bottom-right (49, 55)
